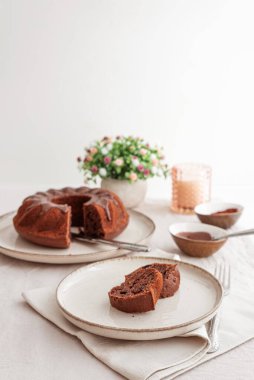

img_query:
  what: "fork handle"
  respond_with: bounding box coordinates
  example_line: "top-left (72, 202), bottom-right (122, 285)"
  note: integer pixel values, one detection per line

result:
top-left (207, 309), bottom-right (221, 353)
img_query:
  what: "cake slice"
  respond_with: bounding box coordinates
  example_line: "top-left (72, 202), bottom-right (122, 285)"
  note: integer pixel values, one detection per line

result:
top-left (127, 263), bottom-right (180, 298)
top-left (108, 267), bottom-right (163, 313)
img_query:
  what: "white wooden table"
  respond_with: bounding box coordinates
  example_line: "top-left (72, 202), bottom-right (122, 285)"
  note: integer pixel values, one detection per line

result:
top-left (0, 185), bottom-right (254, 380)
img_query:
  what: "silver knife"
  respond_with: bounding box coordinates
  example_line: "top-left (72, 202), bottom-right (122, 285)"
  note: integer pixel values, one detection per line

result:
top-left (71, 231), bottom-right (151, 252)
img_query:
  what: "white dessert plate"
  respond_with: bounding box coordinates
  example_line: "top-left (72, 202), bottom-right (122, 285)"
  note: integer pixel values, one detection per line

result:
top-left (57, 256), bottom-right (223, 340)
top-left (0, 211), bottom-right (155, 264)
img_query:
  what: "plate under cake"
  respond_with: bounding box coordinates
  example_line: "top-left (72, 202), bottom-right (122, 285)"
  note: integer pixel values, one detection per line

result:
top-left (56, 256), bottom-right (223, 340)
top-left (0, 210), bottom-right (155, 264)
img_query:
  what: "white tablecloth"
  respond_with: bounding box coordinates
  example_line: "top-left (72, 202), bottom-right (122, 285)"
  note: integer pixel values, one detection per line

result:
top-left (1, 186), bottom-right (254, 380)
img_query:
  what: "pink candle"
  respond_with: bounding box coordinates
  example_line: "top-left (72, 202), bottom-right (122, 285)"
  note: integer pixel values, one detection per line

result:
top-left (171, 163), bottom-right (211, 214)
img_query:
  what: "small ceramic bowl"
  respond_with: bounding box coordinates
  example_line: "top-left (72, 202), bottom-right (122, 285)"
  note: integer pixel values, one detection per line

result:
top-left (195, 202), bottom-right (243, 229)
top-left (169, 222), bottom-right (227, 257)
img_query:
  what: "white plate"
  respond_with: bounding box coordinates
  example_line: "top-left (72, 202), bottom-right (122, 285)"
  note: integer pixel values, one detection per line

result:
top-left (0, 211), bottom-right (155, 264)
top-left (57, 256), bottom-right (223, 340)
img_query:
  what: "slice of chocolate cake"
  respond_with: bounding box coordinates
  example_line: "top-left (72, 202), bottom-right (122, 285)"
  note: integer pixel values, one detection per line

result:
top-left (108, 267), bottom-right (163, 313)
top-left (127, 263), bottom-right (180, 298)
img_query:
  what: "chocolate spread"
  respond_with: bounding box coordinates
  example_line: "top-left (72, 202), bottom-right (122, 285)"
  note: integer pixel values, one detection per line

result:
top-left (212, 208), bottom-right (239, 216)
top-left (177, 231), bottom-right (212, 241)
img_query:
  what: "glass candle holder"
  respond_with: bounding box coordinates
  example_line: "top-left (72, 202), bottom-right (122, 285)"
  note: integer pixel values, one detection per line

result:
top-left (171, 163), bottom-right (212, 214)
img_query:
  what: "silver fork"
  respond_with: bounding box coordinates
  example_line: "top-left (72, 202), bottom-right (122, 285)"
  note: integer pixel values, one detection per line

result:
top-left (207, 261), bottom-right (231, 353)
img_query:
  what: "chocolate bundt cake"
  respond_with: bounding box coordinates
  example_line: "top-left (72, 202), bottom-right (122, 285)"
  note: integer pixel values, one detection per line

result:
top-left (108, 267), bottom-right (163, 313)
top-left (128, 263), bottom-right (180, 298)
top-left (13, 187), bottom-right (129, 248)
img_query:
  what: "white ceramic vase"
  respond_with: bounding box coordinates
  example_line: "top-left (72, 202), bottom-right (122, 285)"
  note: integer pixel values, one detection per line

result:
top-left (101, 178), bottom-right (147, 208)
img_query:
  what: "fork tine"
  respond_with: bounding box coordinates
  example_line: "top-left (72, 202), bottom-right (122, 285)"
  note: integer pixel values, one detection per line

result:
top-left (215, 261), bottom-right (223, 281)
top-left (223, 263), bottom-right (228, 288)
top-left (214, 262), bottom-right (224, 283)
top-left (214, 262), bottom-right (221, 278)
top-left (220, 261), bottom-right (231, 295)
top-left (228, 266), bottom-right (231, 289)
top-left (213, 261), bottom-right (231, 291)
top-left (223, 263), bottom-right (231, 291)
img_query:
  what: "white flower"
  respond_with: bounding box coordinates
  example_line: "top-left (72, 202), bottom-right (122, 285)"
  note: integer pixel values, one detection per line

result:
top-left (107, 143), bottom-right (113, 151)
top-left (114, 158), bottom-right (124, 166)
top-left (150, 153), bottom-right (157, 160)
top-left (101, 147), bottom-right (108, 155)
top-left (151, 166), bottom-right (158, 174)
top-left (132, 158), bottom-right (140, 167)
top-left (99, 168), bottom-right (107, 177)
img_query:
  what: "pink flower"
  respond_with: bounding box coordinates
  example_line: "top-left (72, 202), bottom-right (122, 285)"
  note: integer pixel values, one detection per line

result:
top-left (137, 164), bottom-right (144, 172)
top-left (85, 155), bottom-right (93, 162)
top-left (90, 147), bottom-right (98, 155)
top-left (140, 148), bottom-right (147, 156)
top-left (104, 156), bottom-right (111, 165)
top-left (91, 165), bottom-right (98, 173)
top-left (129, 172), bottom-right (138, 182)
top-left (114, 158), bottom-right (124, 166)
top-left (152, 158), bottom-right (158, 166)
top-left (144, 169), bottom-right (150, 176)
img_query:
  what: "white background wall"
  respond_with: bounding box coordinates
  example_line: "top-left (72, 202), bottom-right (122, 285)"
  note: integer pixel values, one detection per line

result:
top-left (1, 0), bottom-right (254, 192)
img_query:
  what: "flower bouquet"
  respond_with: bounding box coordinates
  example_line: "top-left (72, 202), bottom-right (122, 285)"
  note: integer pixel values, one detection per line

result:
top-left (77, 135), bottom-right (169, 183)
top-left (77, 136), bottom-right (169, 207)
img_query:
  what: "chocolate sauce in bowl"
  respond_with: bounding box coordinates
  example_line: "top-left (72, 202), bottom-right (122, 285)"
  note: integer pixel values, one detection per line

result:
top-left (177, 231), bottom-right (213, 241)
top-left (212, 208), bottom-right (239, 216)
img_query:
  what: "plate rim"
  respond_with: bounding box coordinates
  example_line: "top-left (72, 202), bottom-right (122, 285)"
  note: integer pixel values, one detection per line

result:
top-left (56, 256), bottom-right (223, 333)
top-left (0, 210), bottom-right (155, 261)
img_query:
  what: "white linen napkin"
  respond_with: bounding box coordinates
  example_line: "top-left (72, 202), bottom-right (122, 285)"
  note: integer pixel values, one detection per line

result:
top-left (22, 249), bottom-right (211, 380)
top-left (22, 245), bottom-right (254, 380)
top-left (22, 287), bottom-right (210, 380)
